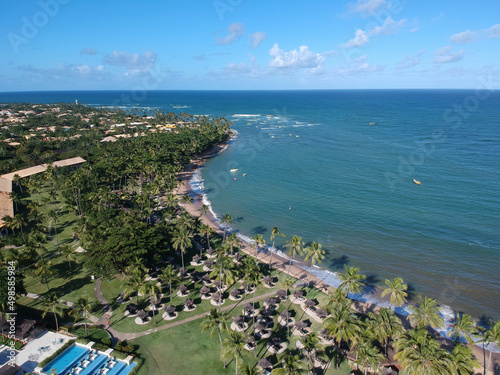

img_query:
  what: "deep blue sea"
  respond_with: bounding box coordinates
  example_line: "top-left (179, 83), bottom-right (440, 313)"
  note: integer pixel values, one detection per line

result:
top-left (2, 90), bottom-right (499, 325)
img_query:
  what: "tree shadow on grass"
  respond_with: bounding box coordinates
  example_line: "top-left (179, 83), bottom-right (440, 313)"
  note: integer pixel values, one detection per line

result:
top-left (49, 276), bottom-right (93, 299)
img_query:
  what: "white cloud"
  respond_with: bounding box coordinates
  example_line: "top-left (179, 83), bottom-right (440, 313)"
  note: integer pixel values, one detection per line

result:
top-left (103, 50), bottom-right (157, 76)
top-left (216, 23), bottom-right (245, 45)
top-left (486, 24), bottom-right (500, 38)
top-left (268, 44), bottom-right (325, 70)
top-left (396, 50), bottom-right (426, 69)
top-left (80, 48), bottom-right (97, 55)
top-left (434, 46), bottom-right (465, 64)
top-left (336, 54), bottom-right (384, 75)
top-left (18, 63), bottom-right (107, 78)
top-left (370, 17), bottom-right (407, 35)
top-left (249, 31), bottom-right (266, 48)
top-left (340, 29), bottom-right (369, 48)
top-left (450, 30), bottom-right (477, 44)
top-left (348, 0), bottom-right (389, 16)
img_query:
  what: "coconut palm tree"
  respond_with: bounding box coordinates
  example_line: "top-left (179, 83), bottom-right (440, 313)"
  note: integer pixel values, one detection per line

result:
top-left (301, 332), bottom-right (326, 373)
top-left (239, 363), bottom-right (263, 375)
top-left (201, 309), bottom-right (230, 367)
top-left (251, 234), bottom-right (266, 259)
top-left (61, 245), bottom-right (77, 271)
top-left (139, 280), bottom-right (162, 324)
top-left (338, 265), bottom-right (366, 297)
top-left (221, 331), bottom-right (245, 373)
top-left (448, 313), bottom-right (478, 344)
top-left (172, 228), bottom-right (191, 270)
top-left (354, 339), bottom-right (384, 375)
top-left (12, 214), bottom-right (27, 244)
top-left (160, 265), bottom-right (180, 302)
top-left (270, 353), bottom-right (307, 375)
top-left (480, 320), bottom-right (500, 375)
top-left (408, 296), bottom-right (444, 330)
top-left (284, 235), bottom-right (304, 278)
top-left (200, 224), bottom-right (213, 255)
top-left (304, 241), bottom-right (325, 291)
top-left (449, 343), bottom-right (479, 375)
top-left (323, 303), bottom-right (363, 352)
top-left (368, 308), bottom-right (403, 357)
top-left (42, 292), bottom-right (66, 332)
top-left (269, 226), bottom-right (285, 270)
top-left (34, 259), bottom-right (54, 291)
top-left (394, 328), bottom-right (452, 375)
top-left (221, 213), bottom-right (234, 241)
top-left (123, 272), bottom-right (145, 304)
top-left (381, 277), bottom-right (408, 309)
top-left (69, 297), bottom-right (93, 336)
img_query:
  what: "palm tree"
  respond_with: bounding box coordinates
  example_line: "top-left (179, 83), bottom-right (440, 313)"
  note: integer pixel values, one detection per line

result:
top-left (12, 214), bottom-right (27, 244)
top-left (42, 292), bottom-right (66, 332)
top-left (199, 224), bottom-right (213, 255)
top-left (368, 308), bottom-right (403, 357)
top-left (269, 226), bottom-right (285, 270)
top-left (323, 302), bottom-right (363, 352)
top-left (69, 297), bottom-right (93, 336)
top-left (284, 235), bottom-right (304, 278)
top-left (270, 353), bottom-right (307, 375)
top-left (381, 277), bottom-right (408, 309)
top-left (221, 331), bottom-right (245, 373)
top-left (304, 241), bottom-right (325, 291)
top-left (221, 213), bottom-right (234, 241)
top-left (139, 280), bottom-right (162, 324)
top-left (448, 313), bottom-right (478, 344)
top-left (239, 363), bottom-right (263, 375)
top-left (480, 320), bottom-right (500, 375)
top-left (201, 309), bottom-right (230, 367)
top-left (338, 265), bottom-right (366, 297)
top-left (47, 209), bottom-right (60, 248)
top-left (172, 229), bottom-right (191, 270)
top-left (302, 332), bottom-right (326, 373)
top-left (251, 234), bottom-right (266, 259)
top-left (394, 328), bottom-right (452, 375)
top-left (123, 272), bottom-right (145, 304)
top-left (161, 265), bottom-right (180, 302)
top-left (449, 343), bottom-right (479, 375)
top-left (34, 259), bottom-right (54, 291)
top-left (226, 233), bottom-right (239, 256)
top-left (408, 296), bottom-right (444, 330)
top-left (61, 245), bottom-right (77, 271)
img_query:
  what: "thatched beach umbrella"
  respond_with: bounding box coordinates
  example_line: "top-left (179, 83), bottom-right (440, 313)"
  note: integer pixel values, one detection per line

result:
top-left (137, 310), bottom-right (149, 320)
top-left (202, 273), bottom-right (212, 282)
top-left (204, 260), bottom-right (214, 268)
top-left (259, 308), bottom-right (273, 317)
top-left (178, 284), bottom-right (188, 294)
top-left (192, 254), bottom-right (201, 263)
top-left (316, 308), bottom-right (328, 319)
top-left (269, 336), bottom-right (282, 349)
top-left (165, 305), bottom-right (176, 315)
top-left (183, 298), bottom-right (194, 308)
top-left (256, 322), bottom-right (268, 332)
top-left (258, 358), bottom-right (272, 370)
top-left (304, 299), bottom-right (316, 309)
top-left (212, 292), bottom-right (222, 302)
top-left (279, 310), bottom-right (291, 320)
top-left (190, 270), bottom-right (201, 281)
top-left (200, 286), bottom-right (211, 296)
top-left (230, 288), bottom-right (241, 297)
top-left (126, 303), bottom-right (138, 314)
top-left (245, 334), bottom-right (256, 344)
top-left (233, 315), bottom-right (244, 327)
top-left (242, 282), bottom-right (253, 291)
top-left (276, 289), bottom-right (287, 298)
top-left (265, 297), bottom-right (277, 306)
top-left (293, 289), bottom-right (304, 298)
top-left (319, 328), bottom-right (330, 339)
top-left (263, 275), bottom-right (273, 285)
top-left (295, 320), bottom-right (308, 331)
top-left (214, 279), bottom-right (224, 289)
top-left (243, 303), bottom-right (254, 312)
top-left (206, 248), bottom-right (215, 256)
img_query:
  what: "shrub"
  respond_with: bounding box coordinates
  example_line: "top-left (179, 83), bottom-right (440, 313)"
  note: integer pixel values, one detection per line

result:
top-left (91, 342), bottom-right (108, 352)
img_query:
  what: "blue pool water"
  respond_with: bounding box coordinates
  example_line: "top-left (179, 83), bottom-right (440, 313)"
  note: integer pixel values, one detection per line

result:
top-left (42, 344), bottom-right (136, 375)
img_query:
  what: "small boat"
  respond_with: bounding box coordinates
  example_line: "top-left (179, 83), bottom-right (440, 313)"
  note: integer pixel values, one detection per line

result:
top-left (230, 168), bottom-right (239, 173)
top-left (413, 179), bottom-right (421, 185)
top-left (369, 122), bottom-right (376, 126)
top-left (242, 173), bottom-right (247, 177)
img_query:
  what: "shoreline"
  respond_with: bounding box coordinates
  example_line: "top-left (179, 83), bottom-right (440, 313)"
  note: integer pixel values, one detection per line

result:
top-left (175, 137), bottom-right (499, 373)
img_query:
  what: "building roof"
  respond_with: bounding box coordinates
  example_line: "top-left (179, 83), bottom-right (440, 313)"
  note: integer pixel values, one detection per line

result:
top-left (0, 157), bottom-right (86, 181)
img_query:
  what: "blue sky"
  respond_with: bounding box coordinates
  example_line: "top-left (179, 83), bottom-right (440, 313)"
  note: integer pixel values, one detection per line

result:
top-left (1, 0), bottom-right (499, 91)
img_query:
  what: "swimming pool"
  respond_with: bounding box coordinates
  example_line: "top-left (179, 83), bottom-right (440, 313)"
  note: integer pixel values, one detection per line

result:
top-left (42, 344), bottom-right (136, 375)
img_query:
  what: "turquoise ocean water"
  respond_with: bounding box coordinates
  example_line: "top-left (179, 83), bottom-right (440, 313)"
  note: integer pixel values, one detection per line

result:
top-left (2, 90), bottom-right (499, 327)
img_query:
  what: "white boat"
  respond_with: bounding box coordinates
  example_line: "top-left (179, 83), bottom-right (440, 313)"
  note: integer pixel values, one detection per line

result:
top-left (413, 179), bottom-right (421, 185)
top-left (230, 168), bottom-right (239, 173)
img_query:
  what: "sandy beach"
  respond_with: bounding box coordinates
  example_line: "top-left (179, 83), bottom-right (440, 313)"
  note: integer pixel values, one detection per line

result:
top-left (174, 139), bottom-right (499, 374)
